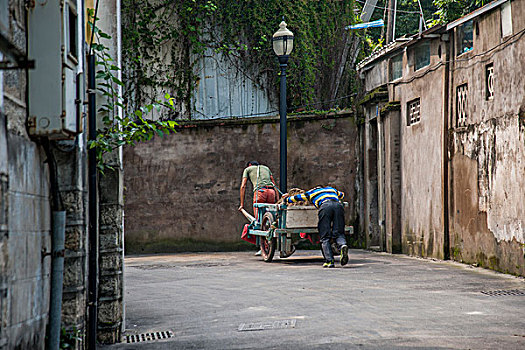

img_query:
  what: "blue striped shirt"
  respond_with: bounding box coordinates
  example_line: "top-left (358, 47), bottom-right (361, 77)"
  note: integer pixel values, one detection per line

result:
top-left (286, 187), bottom-right (344, 208)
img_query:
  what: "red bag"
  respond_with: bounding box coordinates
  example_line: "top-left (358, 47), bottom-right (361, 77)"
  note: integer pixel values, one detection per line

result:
top-left (241, 224), bottom-right (257, 245)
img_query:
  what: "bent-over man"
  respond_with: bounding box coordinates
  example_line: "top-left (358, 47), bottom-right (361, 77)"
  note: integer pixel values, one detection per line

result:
top-left (283, 186), bottom-right (348, 268)
top-left (238, 161), bottom-right (279, 217)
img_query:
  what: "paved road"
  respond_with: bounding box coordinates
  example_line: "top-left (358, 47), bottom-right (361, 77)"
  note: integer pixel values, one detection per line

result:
top-left (101, 249), bottom-right (525, 349)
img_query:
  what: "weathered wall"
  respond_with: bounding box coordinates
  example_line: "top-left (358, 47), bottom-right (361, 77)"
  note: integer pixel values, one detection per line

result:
top-left (1, 1), bottom-right (125, 348)
top-left (449, 1), bottom-right (525, 275)
top-left (0, 2), bottom-right (50, 347)
top-left (393, 38), bottom-right (446, 259)
top-left (123, 113), bottom-right (359, 254)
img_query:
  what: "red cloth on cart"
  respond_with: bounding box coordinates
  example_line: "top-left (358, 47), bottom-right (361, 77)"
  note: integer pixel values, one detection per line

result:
top-left (241, 224), bottom-right (257, 245)
top-left (300, 232), bottom-right (320, 244)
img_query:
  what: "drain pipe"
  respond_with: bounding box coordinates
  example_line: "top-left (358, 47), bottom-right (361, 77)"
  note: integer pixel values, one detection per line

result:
top-left (42, 140), bottom-right (65, 350)
top-left (87, 52), bottom-right (99, 349)
top-left (48, 211), bottom-right (66, 350)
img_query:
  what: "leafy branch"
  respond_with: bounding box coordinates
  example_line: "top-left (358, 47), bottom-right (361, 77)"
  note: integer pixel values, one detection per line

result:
top-left (87, 8), bottom-right (177, 174)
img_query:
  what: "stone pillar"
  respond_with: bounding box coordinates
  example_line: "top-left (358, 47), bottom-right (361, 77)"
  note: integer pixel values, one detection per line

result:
top-left (97, 167), bottom-right (124, 343)
top-left (55, 141), bottom-right (88, 349)
top-left (93, 0), bottom-right (125, 343)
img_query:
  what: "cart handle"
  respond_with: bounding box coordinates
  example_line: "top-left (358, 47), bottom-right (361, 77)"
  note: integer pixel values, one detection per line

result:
top-left (239, 208), bottom-right (256, 223)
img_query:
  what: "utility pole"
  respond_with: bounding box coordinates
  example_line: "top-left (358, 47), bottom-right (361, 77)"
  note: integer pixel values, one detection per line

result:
top-left (386, 0), bottom-right (396, 43)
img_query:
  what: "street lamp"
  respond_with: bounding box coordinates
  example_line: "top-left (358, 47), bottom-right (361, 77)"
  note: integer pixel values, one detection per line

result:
top-left (272, 21), bottom-right (294, 195)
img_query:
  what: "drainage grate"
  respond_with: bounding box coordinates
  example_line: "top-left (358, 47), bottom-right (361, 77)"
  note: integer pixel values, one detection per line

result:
top-left (480, 289), bottom-right (525, 296)
top-left (238, 319), bottom-right (296, 332)
top-left (126, 331), bottom-right (174, 343)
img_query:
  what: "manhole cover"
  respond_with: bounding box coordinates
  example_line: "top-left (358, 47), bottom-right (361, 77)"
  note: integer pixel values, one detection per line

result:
top-left (480, 289), bottom-right (525, 296)
top-left (238, 319), bottom-right (296, 331)
top-left (126, 331), bottom-right (173, 343)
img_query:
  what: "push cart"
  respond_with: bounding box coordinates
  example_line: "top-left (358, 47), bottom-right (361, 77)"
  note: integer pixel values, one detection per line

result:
top-left (241, 202), bottom-right (353, 262)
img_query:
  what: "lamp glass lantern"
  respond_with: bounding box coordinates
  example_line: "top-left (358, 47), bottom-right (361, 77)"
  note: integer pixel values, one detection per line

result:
top-left (272, 21), bottom-right (294, 57)
top-left (273, 20), bottom-right (293, 194)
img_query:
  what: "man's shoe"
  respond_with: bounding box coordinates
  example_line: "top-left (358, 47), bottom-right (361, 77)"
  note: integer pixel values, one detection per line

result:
top-left (322, 261), bottom-right (335, 268)
top-left (340, 245), bottom-right (349, 266)
top-left (255, 250), bottom-right (262, 256)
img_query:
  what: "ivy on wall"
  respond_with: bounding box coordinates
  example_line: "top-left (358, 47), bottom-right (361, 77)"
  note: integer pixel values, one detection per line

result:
top-left (122, 0), bottom-right (359, 119)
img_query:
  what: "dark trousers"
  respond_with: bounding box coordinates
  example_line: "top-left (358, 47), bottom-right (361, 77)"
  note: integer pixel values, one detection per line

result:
top-left (318, 201), bottom-right (346, 262)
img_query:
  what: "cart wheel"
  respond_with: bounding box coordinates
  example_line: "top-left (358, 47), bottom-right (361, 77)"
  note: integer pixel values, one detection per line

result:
top-left (260, 212), bottom-right (276, 262)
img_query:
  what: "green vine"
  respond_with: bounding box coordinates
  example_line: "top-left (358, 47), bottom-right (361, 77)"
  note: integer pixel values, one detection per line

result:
top-left (121, 0), bottom-right (360, 119)
top-left (87, 8), bottom-right (177, 173)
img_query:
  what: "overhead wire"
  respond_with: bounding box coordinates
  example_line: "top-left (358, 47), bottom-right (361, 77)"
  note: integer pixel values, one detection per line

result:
top-left (355, 0), bottom-right (420, 14)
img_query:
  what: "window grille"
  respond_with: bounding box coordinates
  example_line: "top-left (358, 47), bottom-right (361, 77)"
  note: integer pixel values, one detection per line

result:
top-left (456, 84), bottom-right (468, 127)
top-left (486, 64), bottom-right (494, 100)
top-left (407, 98), bottom-right (421, 126)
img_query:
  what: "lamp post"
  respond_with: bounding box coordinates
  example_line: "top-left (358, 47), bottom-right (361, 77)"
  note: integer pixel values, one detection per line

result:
top-left (272, 21), bottom-right (294, 194)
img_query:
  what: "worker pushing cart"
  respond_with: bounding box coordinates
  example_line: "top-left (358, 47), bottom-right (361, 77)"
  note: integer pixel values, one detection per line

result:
top-left (283, 186), bottom-right (349, 268)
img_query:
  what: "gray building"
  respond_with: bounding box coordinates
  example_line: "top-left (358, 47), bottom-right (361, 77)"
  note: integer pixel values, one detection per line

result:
top-left (1, 0), bottom-right (124, 348)
top-left (357, 0), bottom-right (525, 276)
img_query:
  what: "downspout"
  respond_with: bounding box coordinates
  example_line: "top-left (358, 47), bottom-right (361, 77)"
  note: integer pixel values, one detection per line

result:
top-left (42, 139), bottom-right (66, 350)
top-left (442, 34), bottom-right (451, 260)
top-left (87, 53), bottom-right (99, 349)
top-left (87, 2), bottom-right (100, 347)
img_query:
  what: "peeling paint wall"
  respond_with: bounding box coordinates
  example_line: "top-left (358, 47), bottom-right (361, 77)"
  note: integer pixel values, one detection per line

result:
top-left (123, 114), bottom-right (359, 254)
top-left (449, 0), bottom-right (525, 275)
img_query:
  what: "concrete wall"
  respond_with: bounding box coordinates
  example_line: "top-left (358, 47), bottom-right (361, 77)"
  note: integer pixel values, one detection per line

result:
top-left (123, 113), bottom-right (359, 254)
top-left (448, 0), bottom-right (525, 275)
top-left (393, 38), bottom-right (447, 259)
top-left (357, 1), bottom-right (525, 276)
top-left (1, 0), bottom-right (125, 348)
top-left (0, 2), bottom-right (51, 347)
top-left (1, 5), bottom-right (49, 349)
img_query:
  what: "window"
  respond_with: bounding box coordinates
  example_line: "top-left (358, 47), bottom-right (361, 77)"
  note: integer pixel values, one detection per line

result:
top-left (486, 64), bottom-right (494, 100)
top-left (407, 98), bottom-right (421, 126)
top-left (457, 20), bottom-right (473, 55)
top-left (390, 54), bottom-right (403, 81)
top-left (501, 1), bottom-right (512, 37)
top-left (66, 2), bottom-right (78, 61)
top-left (456, 84), bottom-right (468, 127)
top-left (414, 42), bottom-right (430, 71)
